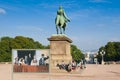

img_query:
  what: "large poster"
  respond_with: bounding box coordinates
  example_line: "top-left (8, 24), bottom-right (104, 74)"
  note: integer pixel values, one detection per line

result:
top-left (12, 49), bottom-right (50, 73)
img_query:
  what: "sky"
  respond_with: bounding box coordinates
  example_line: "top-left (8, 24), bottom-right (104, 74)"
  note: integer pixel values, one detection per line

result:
top-left (0, 0), bottom-right (120, 51)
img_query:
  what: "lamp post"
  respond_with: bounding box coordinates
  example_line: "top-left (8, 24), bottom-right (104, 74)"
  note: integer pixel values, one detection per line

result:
top-left (100, 50), bottom-right (105, 65)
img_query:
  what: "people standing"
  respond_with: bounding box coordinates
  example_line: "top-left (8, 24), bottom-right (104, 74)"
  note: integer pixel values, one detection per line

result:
top-left (27, 53), bottom-right (32, 65)
top-left (24, 55), bottom-right (28, 64)
top-left (83, 59), bottom-right (86, 68)
top-left (39, 54), bottom-right (49, 66)
top-left (31, 55), bottom-right (37, 66)
top-left (72, 60), bottom-right (76, 70)
top-left (14, 57), bottom-right (19, 65)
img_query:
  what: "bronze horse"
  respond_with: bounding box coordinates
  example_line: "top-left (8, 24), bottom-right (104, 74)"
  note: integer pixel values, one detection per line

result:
top-left (55, 6), bottom-right (70, 34)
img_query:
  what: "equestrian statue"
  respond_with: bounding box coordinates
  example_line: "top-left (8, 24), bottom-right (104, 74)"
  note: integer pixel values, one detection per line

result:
top-left (55, 6), bottom-right (70, 34)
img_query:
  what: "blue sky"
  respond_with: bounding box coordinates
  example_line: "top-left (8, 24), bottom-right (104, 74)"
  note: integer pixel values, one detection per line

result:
top-left (0, 0), bottom-right (120, 51)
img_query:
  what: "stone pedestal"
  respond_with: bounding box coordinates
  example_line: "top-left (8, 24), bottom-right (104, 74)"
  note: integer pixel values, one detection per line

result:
top-left (48, 34), bottom-right (72, 72)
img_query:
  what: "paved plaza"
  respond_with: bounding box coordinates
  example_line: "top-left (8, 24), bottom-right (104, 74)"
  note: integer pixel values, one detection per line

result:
top-left (0, 64), bottom-right (120, 80)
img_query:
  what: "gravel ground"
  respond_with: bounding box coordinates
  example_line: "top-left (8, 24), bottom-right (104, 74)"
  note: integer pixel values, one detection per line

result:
top-left (0, 64), bottom-right (120, 80)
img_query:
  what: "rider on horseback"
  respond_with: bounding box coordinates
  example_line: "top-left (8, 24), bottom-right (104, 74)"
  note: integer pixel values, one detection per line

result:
top-left (55, 6), bottom-right (70, 34)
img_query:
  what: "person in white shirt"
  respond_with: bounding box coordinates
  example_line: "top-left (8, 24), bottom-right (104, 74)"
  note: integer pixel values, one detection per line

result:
top-left (31, 55), bottom-right (37, 66)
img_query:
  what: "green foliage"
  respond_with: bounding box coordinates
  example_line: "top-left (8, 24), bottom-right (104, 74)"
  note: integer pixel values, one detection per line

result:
top-left (71, 44), bottom-right (84, 63)
top-left (105, 42), bottom-right (116, 61)
top-left (97, 42), bottom-right (120, 63)
top-left (0, 36), bottom-right (83, 62)
top-left (114, 42), bottom-right (120, 61)
top-left (0, 36), bottom-right (49, 62)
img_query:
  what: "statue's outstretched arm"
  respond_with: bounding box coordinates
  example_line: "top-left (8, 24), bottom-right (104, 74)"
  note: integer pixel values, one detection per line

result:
top-left (63, 11), bottom-right (70, 22)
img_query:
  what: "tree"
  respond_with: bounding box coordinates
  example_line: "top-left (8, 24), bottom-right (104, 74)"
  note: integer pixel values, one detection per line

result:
top-left (0, 36), bottom-right (83, 62)
top-left (114, 42), bottom-right (120, 61)
top-left (0, 36), bottom-right (48, 62)
top-left (71, 44), bottom-right (84, 63)
top-left (105, 42), bottom-right (116, 61)
top-left (0, 37), bottom-right (13, 62)
top-left (97, 42), bottom-right (120, 63)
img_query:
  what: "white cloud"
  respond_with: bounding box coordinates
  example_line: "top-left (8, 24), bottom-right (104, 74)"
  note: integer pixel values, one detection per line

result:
top-left (17, 26), bottom-right (43, 32)
top-left (89, 0), bottom-right (110, 3)
top-left (38, 1), bottom-right (78, 9)
top-left (16, 26), bottom-right (50, 36)
top-left (0, 8), bottom-right (6, 14)
top-left (109, 38), bottom-right (120, 42)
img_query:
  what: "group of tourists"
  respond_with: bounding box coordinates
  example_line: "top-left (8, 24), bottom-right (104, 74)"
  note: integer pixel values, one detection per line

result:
top-left (14, 53), bottom-right (49, 66)
top-left (57, 59), bottom-right (86, 72)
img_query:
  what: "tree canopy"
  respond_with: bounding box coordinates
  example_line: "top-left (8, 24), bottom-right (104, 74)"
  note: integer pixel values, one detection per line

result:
top-left (0, 36), bottom-right (84, 62)
top-left (71, 44), bottom-right (84, 63)
top-left (97, 42), bottom-right (120, 63)
top-left (0, 36), bottom-right (48, 62)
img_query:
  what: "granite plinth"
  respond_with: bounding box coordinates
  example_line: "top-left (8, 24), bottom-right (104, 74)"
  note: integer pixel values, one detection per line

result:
top-left (48, 35), bottom-right (72, 72)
